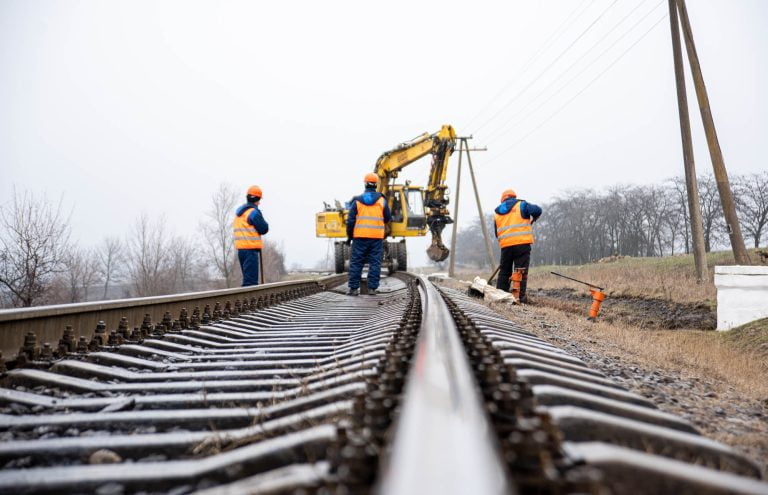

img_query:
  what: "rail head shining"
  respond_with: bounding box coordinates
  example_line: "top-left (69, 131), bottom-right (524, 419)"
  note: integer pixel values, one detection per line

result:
top-left (376, 276), bottom-right (514, 495)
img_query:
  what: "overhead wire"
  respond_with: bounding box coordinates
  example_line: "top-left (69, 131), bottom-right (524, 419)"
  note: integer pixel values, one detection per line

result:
top-left (461, 0), bottom-right (594, 131)
top-left (483, 0), bottom-right (664, 144)
top-left (470, 0), bottom-right (621, 136)
top-left (480, 13), bottom-right (668, 169)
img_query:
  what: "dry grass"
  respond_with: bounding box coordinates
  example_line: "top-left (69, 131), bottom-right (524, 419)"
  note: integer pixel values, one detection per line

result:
top-left (531, 248), bottom-right (766, 305)
top-left (454, 248), bottom-right (768, 362)
top-left (512, 304), bottom-right (768, 400)
top-left (720, 318), bottom-right (768, 356)
top-left (455, 248), bottom-right (764, 305)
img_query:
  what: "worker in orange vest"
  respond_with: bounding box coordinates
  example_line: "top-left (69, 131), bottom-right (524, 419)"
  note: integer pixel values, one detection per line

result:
top-left (346, 173), bottom-right (392, 296)
top-left (233, 185), bottom-right (269, 286)
top-left (494, 189), bottom-right (542, 302)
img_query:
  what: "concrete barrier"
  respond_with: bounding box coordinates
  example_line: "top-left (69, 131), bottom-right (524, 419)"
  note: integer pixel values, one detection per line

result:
top-left (714, 265), bottom-right (768, 331)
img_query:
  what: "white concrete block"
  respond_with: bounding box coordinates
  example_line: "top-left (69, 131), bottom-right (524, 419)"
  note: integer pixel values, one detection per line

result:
top-left (714, 265), bottom-right (768, 331)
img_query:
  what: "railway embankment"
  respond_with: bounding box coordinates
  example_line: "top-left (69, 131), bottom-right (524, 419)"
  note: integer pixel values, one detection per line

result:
top-left (437, 255), bottom-right (768, 477)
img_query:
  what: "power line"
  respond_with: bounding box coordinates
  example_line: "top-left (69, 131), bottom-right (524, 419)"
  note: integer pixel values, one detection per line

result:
top-left (471, 0), bottom-right (621, 136)
top-left (461, 0), bottom-right (593, 131)
top-left (483, 0), bottom-right (657, 143)
top-left (484, 0), bottom-right (664, 144)
top-left (481, 13), bottom-right (668, 169)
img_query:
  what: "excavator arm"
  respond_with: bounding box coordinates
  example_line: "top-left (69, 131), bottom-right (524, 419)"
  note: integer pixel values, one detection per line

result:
top-left (373, 124), bottom-right (457, 262)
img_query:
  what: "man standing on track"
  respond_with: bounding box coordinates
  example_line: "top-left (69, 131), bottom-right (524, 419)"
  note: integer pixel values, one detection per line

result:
top-left (494, 189), bottom-right (542, 303)
top-left (346, 173), bottom-right (392, 296)
top-left (233, 185), bottom-right (269, 286)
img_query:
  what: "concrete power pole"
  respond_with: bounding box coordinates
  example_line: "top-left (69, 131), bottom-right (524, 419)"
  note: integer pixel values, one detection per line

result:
top-left (464, 138), bottom-right (497, 270)
top-left (676, 0), bottom-right (751, 265)
top-left (668, 0), bottom-right (708, 282)
top-left (448, 140), bottom-right (464, 278)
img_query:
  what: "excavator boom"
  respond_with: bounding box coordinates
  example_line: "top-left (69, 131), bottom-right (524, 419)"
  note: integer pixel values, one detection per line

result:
top-left (316, 124), bottom-right (458, 271)
top-left (371, 125), bottom-right (456, 262)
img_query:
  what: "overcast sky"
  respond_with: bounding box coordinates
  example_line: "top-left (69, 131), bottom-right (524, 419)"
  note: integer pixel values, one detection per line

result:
top-left (2, 0), bottom-right (766, 269)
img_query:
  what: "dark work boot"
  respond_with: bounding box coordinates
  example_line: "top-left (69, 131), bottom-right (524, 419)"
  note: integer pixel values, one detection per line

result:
top-left (347, 288), bottom-right (359, 296)
top-left (519, 269), bottom-right (529, 303)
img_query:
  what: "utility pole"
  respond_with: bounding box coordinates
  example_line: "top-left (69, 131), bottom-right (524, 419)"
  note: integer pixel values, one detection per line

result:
top-left (668, 0), bottom-right (708, 282)
top-left (463, 137), bottom-right (496, 269)
top-left (676, 0), bottom-right (751, 265)
top-left (448, 140), bottom-right (464, 278)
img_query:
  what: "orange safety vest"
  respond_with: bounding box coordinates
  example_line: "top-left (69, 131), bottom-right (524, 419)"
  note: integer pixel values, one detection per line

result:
top-left (494, 201), bottom-right (534, 248)
top-left (353, 197), bottom-right (386, 239)
top-left (233, 208), bottom-right (263, 249)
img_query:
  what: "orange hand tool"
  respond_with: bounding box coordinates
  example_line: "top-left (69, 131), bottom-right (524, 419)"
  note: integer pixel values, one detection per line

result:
top-left (550, 272), bottom-right (607, 321)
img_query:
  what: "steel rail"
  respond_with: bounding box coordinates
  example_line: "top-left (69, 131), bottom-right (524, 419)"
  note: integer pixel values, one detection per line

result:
top-left (376, 276), bottom-right (513, 494)
top-left (435, 284), bottom-right (768, 494)
top-left (0, 274), bottom-right (346, 361)
top-left (0, 275), bottom-right (420, 494)
top-left (2, 273), bottom-right (766, 494)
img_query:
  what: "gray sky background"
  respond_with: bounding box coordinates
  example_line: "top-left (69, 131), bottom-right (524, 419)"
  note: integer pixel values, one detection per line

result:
top-left (2, 0), bottom-right (766, 269)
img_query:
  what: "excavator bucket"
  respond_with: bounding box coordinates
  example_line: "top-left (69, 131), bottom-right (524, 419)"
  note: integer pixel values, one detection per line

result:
top-left (427, 237), bottom-right (450, 262)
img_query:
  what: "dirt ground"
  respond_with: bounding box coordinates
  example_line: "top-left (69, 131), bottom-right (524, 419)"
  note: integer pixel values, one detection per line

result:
top-left (531, 288), bottom-right (717, 330)
top-left (435, 278), bottom-right (768, 478)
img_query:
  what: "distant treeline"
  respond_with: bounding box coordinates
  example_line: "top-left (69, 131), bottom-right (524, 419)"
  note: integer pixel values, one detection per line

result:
top-left (451, 172), bottom-right (767, 268)
top-left (0, 185), bottom-right (287, 309)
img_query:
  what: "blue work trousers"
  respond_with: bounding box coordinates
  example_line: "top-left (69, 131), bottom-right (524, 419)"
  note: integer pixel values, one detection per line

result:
top-left (238, 249), bottom-right (260, 286)
top-left (348, 238), bottom-right (383, 290)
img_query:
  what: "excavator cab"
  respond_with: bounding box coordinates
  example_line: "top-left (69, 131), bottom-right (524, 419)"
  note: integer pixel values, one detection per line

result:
top-left (387, 184), bottom-right (428, 236)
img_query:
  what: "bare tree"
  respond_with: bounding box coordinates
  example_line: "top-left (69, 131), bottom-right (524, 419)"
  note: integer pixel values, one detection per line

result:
top-left (452, 214), bottom-right (500, 269)
top-left (262, 240), bottom-right (287, 283)
top-left (126, 213), bottom-right (171, 297)
top-left (0, 190), bottom-right (72, 307)
top-left (664, 195), bottom-right (687, 256)
top-left (667, 177), bottom-right (691, 255)
top-left (97, 236), bottom-right (124, 299)
top-left (734, 172), bottom-right (768, 248)
top-left (698, 174), bottom-right (725, 252)
top-left (166, 236), bottom-right (204, 293)
top-left (200, 184), bottom-right (239, 288)
top-left (61, 246), bottom-right (101, 303)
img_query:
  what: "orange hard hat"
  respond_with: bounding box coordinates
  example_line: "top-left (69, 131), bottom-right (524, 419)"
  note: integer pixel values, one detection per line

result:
top-left (364, 173), bottom-right (379, 184)
top-left (500, 189), bottom-right (517, 202)
top-left (247, 185), bottom-right (263, 198)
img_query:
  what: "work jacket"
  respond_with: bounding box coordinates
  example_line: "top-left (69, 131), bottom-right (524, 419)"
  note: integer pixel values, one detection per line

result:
top-left (353, 197), bottom-right (386, 239)
top-left (347, 189), bottom-right (391, 239)
top-left (233, 204), bottom-right (268, 250)
top-left (494, 200), bottom-right (535, 248)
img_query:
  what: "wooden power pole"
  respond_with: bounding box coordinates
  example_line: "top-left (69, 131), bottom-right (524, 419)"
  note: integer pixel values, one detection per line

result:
top-left (668, 0), bottom-right (708, 282)
top-left (676, 0), bottom-right (751, 265)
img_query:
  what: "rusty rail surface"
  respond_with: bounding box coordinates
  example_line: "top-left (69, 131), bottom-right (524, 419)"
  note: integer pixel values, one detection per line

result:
top-left (0, 275), bottom-right (346, 363)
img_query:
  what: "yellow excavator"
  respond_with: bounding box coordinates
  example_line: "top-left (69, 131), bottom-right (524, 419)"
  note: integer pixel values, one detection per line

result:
top-left (316, 124), bottom-right (457, 273)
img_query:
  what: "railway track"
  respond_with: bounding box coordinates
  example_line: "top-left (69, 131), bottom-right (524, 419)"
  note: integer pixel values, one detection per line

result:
top-left (0, 273), bottom-right (765, 494)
